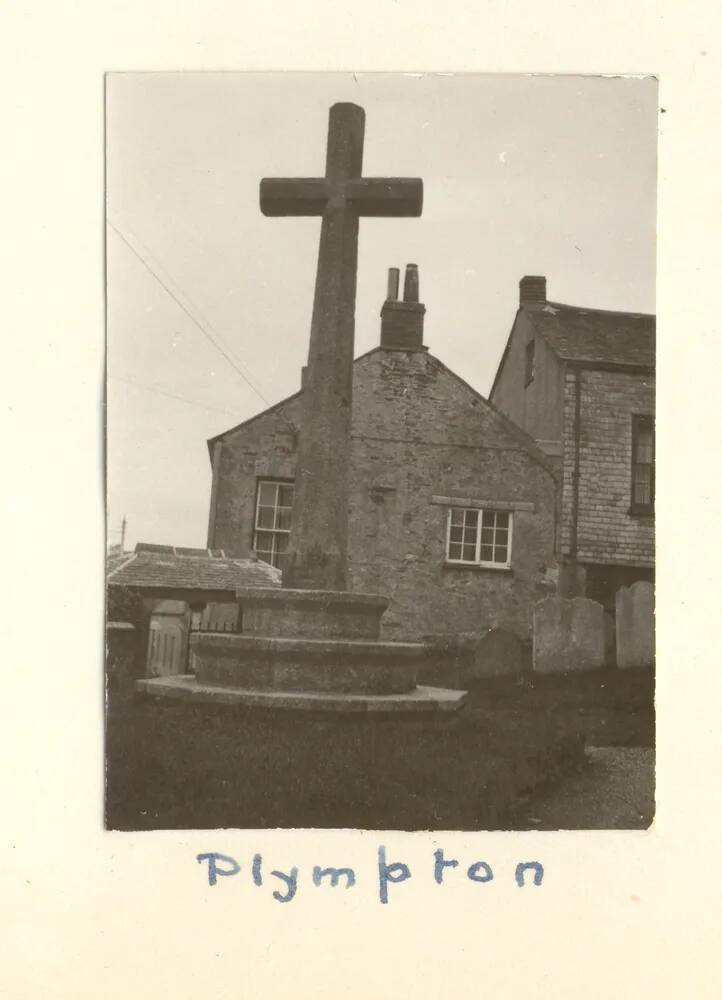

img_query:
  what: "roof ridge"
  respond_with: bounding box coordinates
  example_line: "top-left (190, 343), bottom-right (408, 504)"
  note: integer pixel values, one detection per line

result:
top-left (543, 300), bottom-right (656, 320)
top-left (206, 346), bottom-right (384, 454)
top-left (107, 552), bottom-right (137, 579)
top-left (424, 351), bottom-right (559, 480)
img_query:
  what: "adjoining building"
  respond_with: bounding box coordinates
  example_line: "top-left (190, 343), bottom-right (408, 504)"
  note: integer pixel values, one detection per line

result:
top-left (489, 275), bottom-right (655, 613)
top-left (205, 266), bottom-right (560, 642)
top-left (107, 543), bottom-right (280, 677)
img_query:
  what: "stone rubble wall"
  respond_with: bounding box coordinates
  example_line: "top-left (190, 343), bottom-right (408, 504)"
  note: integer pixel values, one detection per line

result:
top-left (211, 349), bottom-right (559, 642)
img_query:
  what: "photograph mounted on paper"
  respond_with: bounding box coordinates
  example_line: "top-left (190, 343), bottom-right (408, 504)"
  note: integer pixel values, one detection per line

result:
top-left (105, 73), bottom-right (656, 831)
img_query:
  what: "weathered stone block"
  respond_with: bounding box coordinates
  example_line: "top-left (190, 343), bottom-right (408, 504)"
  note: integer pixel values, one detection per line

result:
top-left (532, 596), bottom-right (605, 674)
top-left (616, 581), bottom-right (654, 669)
top-left (237, 586), bottom-right (387, 639)
top-left (190, 632), bottom-right (427, 695)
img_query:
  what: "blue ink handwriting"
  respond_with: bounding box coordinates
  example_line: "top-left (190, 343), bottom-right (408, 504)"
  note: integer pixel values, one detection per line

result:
top-left (195, 849), bottom-right (544, 901)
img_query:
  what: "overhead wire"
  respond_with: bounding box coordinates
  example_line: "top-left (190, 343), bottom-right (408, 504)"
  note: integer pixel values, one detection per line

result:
top-left (107, 219), bottom-right (270, 405)
top-left (109, 373), bottom-right (239, 416)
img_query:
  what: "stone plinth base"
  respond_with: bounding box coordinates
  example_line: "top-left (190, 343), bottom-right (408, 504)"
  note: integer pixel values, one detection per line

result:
top-left (237, 586), bottom-right (387, 639)
top-left (138, 585), bottom-right (468, 715)
top-left (190, 633), bottom-right (426, 694)
top-left (136, 674), bottom-right (467, 715)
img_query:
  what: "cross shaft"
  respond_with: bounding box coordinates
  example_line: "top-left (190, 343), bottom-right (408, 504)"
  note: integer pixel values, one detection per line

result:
top-left (259, 102), bottom-right (423, 590)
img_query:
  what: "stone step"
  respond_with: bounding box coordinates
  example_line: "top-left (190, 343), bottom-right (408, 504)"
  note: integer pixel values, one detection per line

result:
top-left (190, 632), bottom-right (427, 695)
top-left (137, 675), bottom-right (467, 714)
top-left (236, 586), bottom-right (388, 639)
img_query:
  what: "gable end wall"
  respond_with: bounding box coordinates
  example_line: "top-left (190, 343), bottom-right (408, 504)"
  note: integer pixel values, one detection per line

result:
top-left (210, 350), bottom-right (559, 640)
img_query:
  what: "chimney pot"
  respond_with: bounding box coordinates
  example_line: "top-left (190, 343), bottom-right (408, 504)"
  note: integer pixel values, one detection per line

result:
top-left (386, 267), bottom-right (400, 301)
top-left (403, 263), bottom-right (419, 303)
top-left (519, 275), bottom-right (547, 306)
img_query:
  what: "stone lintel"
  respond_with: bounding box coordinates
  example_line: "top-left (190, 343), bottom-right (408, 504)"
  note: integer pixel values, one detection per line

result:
top-left (431, 495), bottom-right (536, 512)
top-left (137, 675), bottom-right (467, 714)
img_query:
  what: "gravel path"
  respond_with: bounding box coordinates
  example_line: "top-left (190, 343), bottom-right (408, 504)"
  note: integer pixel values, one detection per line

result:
top-left (521, 747), bottom-right (655, 830)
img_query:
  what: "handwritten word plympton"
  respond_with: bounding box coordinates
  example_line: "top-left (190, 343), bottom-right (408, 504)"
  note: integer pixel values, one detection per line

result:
top-left (196, 848), bottom-right (544, 903)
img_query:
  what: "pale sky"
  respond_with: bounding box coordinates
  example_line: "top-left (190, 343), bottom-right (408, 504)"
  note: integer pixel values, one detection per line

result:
top-left (106, 72), bottom-right (657, 551)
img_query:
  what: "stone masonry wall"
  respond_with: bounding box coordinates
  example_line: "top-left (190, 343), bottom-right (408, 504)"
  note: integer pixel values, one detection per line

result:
top-left (211, 394), bottom-right (302, 557)
top-left (210, 348), bottom-right (559, 641)
top-left (561, 368), bottom-right (654, 566)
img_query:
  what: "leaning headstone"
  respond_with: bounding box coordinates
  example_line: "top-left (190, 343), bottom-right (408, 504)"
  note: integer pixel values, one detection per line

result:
top-left (616, 581), bottom-right (654, 669)
top-left (469, 628), bottom-right (524, 679)
top-left (420, 633), bottom-right (478, 687)
top-left (533, 596), bottom-right (605, 675)
top-left (603, 610), bottom-right (616, 667)
top-left (106, 621), bottom-right (137, 693)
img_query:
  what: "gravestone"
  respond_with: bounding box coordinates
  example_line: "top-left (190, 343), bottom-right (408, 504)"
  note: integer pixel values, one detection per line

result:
top-left (106, 621), bottom-right (137, 693)
top-left (532, 596), bottom-right (605, 675)
top-left (470, 628), bottom-right (524, 679)
top-left (616, 581), bottom-right (654, 669)
top-left (138, 103), bottom-right (466, 716)
top-left (419, 632), bottom-right (479, 688)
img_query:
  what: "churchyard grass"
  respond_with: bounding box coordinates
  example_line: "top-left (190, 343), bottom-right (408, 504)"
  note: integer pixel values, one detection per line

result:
top-left (105, 666), bottom-right (652, 831)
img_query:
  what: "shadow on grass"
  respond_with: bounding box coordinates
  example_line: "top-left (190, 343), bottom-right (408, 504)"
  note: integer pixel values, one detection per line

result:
top-left (105, 664), bottom-right (653, 831)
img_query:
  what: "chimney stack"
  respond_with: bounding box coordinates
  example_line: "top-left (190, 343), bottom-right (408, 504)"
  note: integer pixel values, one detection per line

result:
top-left (519, 275), bottom-right (547, 306)
top-left (380, 263), bottom-right (426, 351)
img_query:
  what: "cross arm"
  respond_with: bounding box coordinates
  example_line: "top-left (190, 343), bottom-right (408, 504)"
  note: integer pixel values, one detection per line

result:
top-left (260, 176), bottom-right (424, 218)
top-left (260, 178), bottom-right (328, 217)
top-left (346, 178), bottom-right (423, 217)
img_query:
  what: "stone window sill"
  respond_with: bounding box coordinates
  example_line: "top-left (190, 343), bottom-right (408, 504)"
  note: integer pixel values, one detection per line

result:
top-left (442, 562), bottom-right (514, 575)
top-left (628, 507), bottom-right (655, 520)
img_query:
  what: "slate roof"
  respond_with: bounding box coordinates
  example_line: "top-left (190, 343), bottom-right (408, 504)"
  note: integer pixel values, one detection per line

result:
top-left (106, 545), bottom-right (132, 576)
top-left (107, 543), bottom-right (281, 591)
top-left (529, 302), bottom-right (655, 368)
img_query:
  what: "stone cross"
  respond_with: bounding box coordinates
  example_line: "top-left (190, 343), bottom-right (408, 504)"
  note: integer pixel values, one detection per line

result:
top-left (260, 102), bottom-right (423, 591)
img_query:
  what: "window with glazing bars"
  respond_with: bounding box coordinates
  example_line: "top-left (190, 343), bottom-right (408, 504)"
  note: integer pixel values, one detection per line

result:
top-left (446, 507), bottom-right (513, 567)
top-left (253, 479), bottom-right (294, 569)
top-left (631, 415), bottom-right (654, 514)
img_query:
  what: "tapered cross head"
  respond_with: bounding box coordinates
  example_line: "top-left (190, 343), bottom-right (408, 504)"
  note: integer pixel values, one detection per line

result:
top-left (260, 102), bottom-right (423, 218)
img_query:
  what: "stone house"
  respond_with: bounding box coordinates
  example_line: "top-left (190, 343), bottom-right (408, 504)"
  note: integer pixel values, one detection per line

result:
top-left (489, 275), bottom-right (655, 612)
top-left (205, 266), bottom-right (559, 642)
